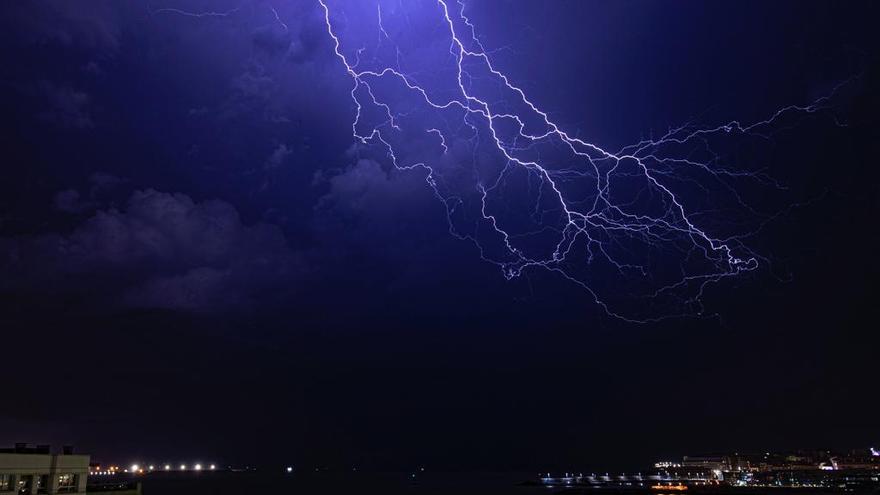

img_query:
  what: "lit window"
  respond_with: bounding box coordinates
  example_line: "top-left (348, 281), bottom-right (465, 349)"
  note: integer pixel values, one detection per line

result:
top-left (57, 474), bottom-right (78, 493)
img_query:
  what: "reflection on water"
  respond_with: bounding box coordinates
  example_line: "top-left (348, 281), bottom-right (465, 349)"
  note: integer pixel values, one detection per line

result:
top-left (132, 472), bottom-right (863, 495)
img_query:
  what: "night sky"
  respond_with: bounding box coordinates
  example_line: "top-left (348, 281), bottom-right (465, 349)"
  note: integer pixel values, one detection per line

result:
top-left (1, 0), bottom-right (878, 472)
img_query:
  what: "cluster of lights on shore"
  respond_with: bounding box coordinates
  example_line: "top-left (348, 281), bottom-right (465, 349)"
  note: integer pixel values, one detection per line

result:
top-left (89, 463), bottom-right (216, 476)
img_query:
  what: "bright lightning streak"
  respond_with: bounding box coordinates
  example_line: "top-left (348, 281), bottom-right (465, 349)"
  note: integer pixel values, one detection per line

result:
top-left (151, 5), bottom-right (243, 18)
top-left (317, 0), bottom-right (844, 322)
top-left (155, 1), bottom-right (845, 322)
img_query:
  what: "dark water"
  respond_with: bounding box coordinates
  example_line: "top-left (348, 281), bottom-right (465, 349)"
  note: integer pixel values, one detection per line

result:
top-left (136, 472), bottom-right (545, 495)
top-left (124, 472), bottom-right (869, 495)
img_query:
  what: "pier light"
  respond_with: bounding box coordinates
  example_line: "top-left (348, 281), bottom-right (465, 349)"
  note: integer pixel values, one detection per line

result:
top-left (210, 465), bottom-right (216, 470)
top-left (165, 465), bottom-right (171, 471)
top-left (180, 464), bottom-right (187, 470)
top-left (286, 467), bottom-right (293, 473)
top-left (148, 465), bottom-right (155, 471)
top-left (195, 464), bottom-right (202, 471)
top-left (130, 464), bottom-right (139, 473)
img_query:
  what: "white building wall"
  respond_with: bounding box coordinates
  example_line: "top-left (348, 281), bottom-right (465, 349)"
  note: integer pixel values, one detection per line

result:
top-left (0, 453), bottom-right (89, 495)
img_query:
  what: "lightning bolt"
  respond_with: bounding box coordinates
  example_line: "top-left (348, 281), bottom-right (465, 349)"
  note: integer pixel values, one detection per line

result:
top-left (151, 5), bottom-right (243, 18)
top-left (316, 0), bottom-right (848, 322)
top-left (155, 0), bottom-right (847, 322)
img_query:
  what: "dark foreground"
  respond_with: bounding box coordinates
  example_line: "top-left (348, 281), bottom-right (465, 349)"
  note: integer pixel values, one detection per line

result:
top-left (120, 472), bottom-right (879, 495)
top-left (129, 471), bottom-right (539, 495)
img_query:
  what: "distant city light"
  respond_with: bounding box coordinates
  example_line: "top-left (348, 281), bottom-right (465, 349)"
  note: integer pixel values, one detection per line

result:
top-left (180, 464), bottom-right (187, 470)
top-left (286, 467), bottom-right (293, 473)
top-left (165, 465), bottom-right (171, 471)
top-left (194, 464), bottom-right (202, 471)
top-left (872, 448), bottom-right (879, 457)
top-left (130, 464), bottom-right (139, 473)
top-left (148, 465), bottom-right (155, 471)
top-left (210, 465), bottom-right (216, 470)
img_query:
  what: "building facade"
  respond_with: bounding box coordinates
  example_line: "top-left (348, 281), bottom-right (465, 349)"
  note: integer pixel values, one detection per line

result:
top-left (0, 445), bottom-right (88, 494)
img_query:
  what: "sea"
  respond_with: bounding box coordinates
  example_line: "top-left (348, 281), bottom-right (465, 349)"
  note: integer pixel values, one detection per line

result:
top-left (124, 471), bottom-right (547, 495)
top-left (109, 472), bottom-right (866, 495)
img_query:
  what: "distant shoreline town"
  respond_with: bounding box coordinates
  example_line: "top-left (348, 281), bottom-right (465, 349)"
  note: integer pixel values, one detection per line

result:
top-left (536, 448), bottom-right (880, 492)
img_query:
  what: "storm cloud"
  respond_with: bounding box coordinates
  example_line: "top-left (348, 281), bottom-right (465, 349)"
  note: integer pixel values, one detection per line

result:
top-left (0, 189), bottom-right (304, 312)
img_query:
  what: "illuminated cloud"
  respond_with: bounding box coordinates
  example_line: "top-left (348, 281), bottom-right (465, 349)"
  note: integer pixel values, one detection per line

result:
top-left (315, 0), bottom-right (844, 321)
top-left (0, 189), bottom-right (303, 312)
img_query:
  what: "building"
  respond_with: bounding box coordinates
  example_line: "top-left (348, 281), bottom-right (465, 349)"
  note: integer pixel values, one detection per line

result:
top-left (0, 444), bottom-right (139, 495)
top-left (682, 455), bottom-right (728, 471)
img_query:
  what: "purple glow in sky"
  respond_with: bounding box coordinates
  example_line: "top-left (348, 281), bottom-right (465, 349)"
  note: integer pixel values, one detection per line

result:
top-left (315, 0), bottom-right (846, 322)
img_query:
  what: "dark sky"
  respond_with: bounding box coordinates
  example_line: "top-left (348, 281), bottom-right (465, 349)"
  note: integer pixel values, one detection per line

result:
top-left (1, 0), bottom-right (878, 472)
